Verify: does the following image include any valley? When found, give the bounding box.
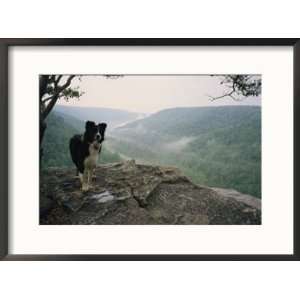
[42,105,261,198]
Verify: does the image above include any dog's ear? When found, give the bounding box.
[85,121,94,130]
[98,123,107,135]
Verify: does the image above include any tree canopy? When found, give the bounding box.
[209,75,261,101]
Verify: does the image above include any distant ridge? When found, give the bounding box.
[110,105,261,198]
[54,105,143,129]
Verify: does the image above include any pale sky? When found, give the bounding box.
[58,75,261,114]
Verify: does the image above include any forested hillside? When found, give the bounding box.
[54,105,144,129]
[110,106,261,198]
[42,106,261,198]
[41,111,122,169]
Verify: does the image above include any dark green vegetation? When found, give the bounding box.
[110,106,261,198]
[42,105,261,198]
[41,111,122,169]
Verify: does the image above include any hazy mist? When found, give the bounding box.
[58,75,261,113]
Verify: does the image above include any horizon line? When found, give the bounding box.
[55,103,261,114]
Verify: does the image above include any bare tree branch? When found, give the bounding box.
[54,75,63,88]
[41,75,76,120]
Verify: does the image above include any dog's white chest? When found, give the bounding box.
[84,144,100,169]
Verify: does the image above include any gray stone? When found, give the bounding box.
[40,160,261,225]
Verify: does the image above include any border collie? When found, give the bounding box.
[70,121,107,191]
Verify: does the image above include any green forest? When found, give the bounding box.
[42,105,261,198]
[109,106,261,198]
[41,111,122,169]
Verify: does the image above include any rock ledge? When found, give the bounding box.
[40,160,261,225]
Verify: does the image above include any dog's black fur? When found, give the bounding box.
[69,121,107,189]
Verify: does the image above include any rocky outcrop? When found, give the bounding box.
[40,160,261,225]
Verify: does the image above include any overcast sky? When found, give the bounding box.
[58,75,261,114]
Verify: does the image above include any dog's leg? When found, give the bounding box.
[74,169,79,178]
[79,172,83,184]
[82,170,89,192]
[92,169,97,180]
[88,169,94,188]
[87,170,91,188]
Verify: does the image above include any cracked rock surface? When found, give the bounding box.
[40,160,261,225]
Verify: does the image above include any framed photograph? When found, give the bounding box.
[0,39,299,260]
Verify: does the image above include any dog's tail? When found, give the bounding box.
[69,134,82,173]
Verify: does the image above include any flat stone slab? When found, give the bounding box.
[40,160,261,225]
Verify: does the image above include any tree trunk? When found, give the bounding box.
[40,119,47,161]
[39,75,76,159]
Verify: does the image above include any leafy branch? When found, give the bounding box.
[208,75,261,101]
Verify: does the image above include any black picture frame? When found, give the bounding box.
[0,38,299,261]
